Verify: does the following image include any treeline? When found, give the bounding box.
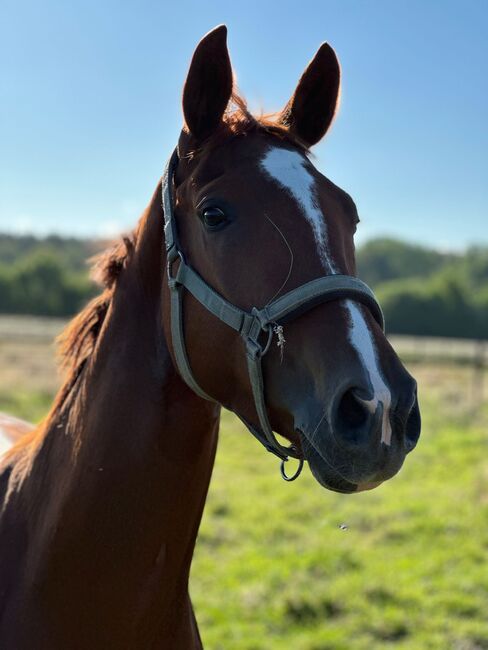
[357,239,488,339]
[0,234,486,339]
[0,235,100,317]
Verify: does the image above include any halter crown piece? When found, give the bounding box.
[162,149,385,481]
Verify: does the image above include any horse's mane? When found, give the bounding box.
[57,234,136,384]
[3,92,306,461]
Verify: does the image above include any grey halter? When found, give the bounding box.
[162,148,384,480]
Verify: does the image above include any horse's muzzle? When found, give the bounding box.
[297,374,420,492]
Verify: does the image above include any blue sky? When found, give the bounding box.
[1,0,487,249]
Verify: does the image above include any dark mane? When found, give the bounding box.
[57,234,136,380]
[2,235,138,461]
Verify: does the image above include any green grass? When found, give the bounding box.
[1,326,487,648]
[0,390,53,422]
[190,383,488,650]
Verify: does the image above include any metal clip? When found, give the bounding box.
[273,325,286,362]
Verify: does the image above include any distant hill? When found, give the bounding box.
[0,233,486,339]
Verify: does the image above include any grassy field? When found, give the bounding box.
[1,317,487,649]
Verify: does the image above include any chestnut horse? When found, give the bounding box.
[0,26,420,649]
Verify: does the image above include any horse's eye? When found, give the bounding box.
[201,207,227,230]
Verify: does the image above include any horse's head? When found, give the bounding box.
[163,26,420,493]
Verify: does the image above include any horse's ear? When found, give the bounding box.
[279,43,341,147]
[182,25,233,141]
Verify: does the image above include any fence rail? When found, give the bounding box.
[390,335,488,367]
[0,315,65,342]
[0,316,486,368]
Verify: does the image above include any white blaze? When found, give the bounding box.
[260,147,392,445]
[260,148,333,272]
[346,301,392,444]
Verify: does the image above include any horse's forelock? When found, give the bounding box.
[184,91,310,157]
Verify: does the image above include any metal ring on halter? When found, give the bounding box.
[261,325,275,356]
[280,456,304,481]
[167,249,185,281]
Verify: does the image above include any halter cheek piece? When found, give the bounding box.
[162,149,385,481]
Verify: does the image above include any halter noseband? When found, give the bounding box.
[162,148,384,480]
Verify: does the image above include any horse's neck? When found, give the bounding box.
[0,187,220,649]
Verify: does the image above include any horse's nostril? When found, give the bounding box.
[404,394,421,452]
[337,388,370,431]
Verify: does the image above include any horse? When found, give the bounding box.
[0,25,420,649]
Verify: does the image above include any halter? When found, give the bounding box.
[162,148,385,480]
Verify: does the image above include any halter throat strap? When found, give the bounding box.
[162,148,385,465]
